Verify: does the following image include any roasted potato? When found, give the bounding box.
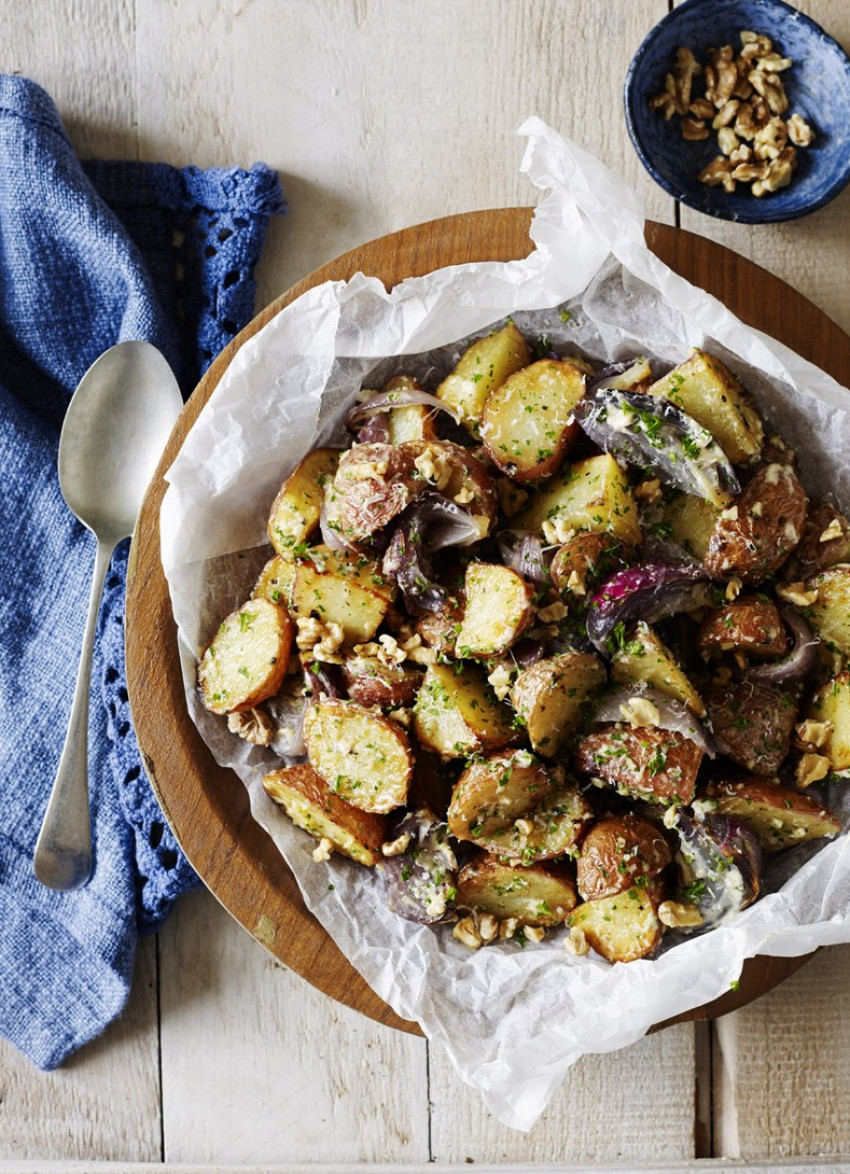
[288,545,394,644]
[455,562,535,658]
[267,447,341,555]
[576,813,672,901]
[448,749,552,841]
[707,678,798,776]
[303,698,412,813]
[323,442,422,543]
[252,554,298,606]
[705,462,808,584]
[263,763,387,866]
[342,655,421,709]
[569,882,664,963]
[403,439,498,541]
[480,357,586,482]
[549,532,633,602]
[804,564,850,658]
[575,724,703,806]
[414,662,518,758]
[415,596,465,654]
[698,596,788,660]
[380,375,440,443]
[805,671,850,771]
[657,491,722,562]
[647,349,763,464]
[517,452,642,547]
[382,808,458,923]
[704,778,842,853]
[510,651,607,758]
[435,321,530,436]
[198,598,293,716]
[475,782,593,864]
[610,620,705,716]
[783,499,850,581]
[456,854,577,927]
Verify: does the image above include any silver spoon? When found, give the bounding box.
[34,341,182,891]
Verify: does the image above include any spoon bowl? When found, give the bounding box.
[34,341,182,890]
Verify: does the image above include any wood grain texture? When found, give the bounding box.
[0,935,160,1162]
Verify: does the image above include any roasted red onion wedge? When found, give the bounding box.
[382,808,458,924]
[382,492,478,613]
[576,388,740,507]
[347,387,461,430]
[586,561,716,653]
[672,812,762,930]
[496,529,551,584]
[746,606,817,684]
[591,685,716,757]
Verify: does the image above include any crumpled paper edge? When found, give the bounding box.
[160,116,850,1132]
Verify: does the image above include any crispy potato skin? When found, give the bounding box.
[511,651,607,758]
[707,678,798,775]
[698,596,788,660]
[784,499,850,581]
[705,463,808,583]
[704,778,842,853]
[549,532,633,600]
[569,881,664,963]
[198,598,293,716]
[262,763,387,866]
[577,814,672,902]
[456,854,577,926]
[342,656,422,709]
[448,750,551,841]
[403,439,498,536]
[575,723,703,805]
[324,442,421,543]
[303,699,412,813]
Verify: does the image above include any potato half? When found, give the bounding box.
[263,763,387,866]
[435,322,530,436]
[704,778,841,853]
[303,699,412,813]
[267,447,340,554]
[806,671,850,771]
[569,883,664,963]
[455,562,535,658]
[414,662,517,759]
[198,598,293,716]
[610,621,705,717]
[456,854,577,927]
[289,545,393,643]
[510,651,606,758]
[517,453,642,547]
[448,749,552,841]
[805,564,850,658]
[577,814,672,902]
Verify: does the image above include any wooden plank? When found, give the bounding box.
[135,0,672,307]
[429,1023,697,1163]
[0,935,160,1162]
[157,888,430,1164]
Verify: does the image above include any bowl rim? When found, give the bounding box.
[623,0,850,223]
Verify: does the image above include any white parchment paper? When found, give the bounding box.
[160,118,850,1131]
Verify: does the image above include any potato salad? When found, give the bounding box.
[197,322,847,962]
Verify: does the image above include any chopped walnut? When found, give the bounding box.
[619,696,661,729]
[381,833,412,857]
[453,485,475,505]
[477,914,499,944]
[344,457,389,480]
[414,445,453,491]
[776,580,818,607]
[725,577,743,602]
[731,161,768,184]
[297,617,345,664]
[752,150,796,196]
[820,517,845,543]
[658,900,704,929]
[564,925,590,956]
[795,718,834,751]
[514,818,534,838]
[787,113,815,147]
[542,517,576,545]
[682,117,709,141]
[487,661,514,701]
[227,707,274,746]
[706,44,739,107]
[537,599,568,623]
[690,97,716,120]
[498,917,520,941]
[633,478,663,504]
[698,156,736,193]
[453,916,482,950]
[748,68,788,116]
[756,52,792,74]
[312,837,334,863]
[523,926,546,944]
[713,99,740,129]
[796,753,831,788]
[565,569,586,596]
[753,117,787,161]
[717,126,740,156]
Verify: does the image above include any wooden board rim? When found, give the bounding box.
[126,207,850,1038]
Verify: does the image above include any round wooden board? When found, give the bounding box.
[126,208,850,1037]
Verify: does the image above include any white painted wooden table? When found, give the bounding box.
[5,1,850,1168]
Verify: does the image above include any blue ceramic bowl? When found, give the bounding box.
[624,0,850,222]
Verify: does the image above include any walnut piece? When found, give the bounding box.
[658,900,705,929]
[227,707,274,746]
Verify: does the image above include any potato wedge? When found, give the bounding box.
[510,651,606,758]
[448,749,552,841]
[575,724,703,806]
[303,699,412,813]
[569,884,664,963]
[516,453,642,547]
[705,462,808,584]
[414,662,518,759]
[435,322,530,436]
[648,349,763,464]
[198,598,293,715]
[455,562,535,658]
[267,447,340,555]
[342,655,421,709]
[577,814,672,901]
[549,532,633,602]
[324,442,421,543]
[289,546,393,644]
[456,854,577,927]
[804,671,850,771]
[804,564,850,658]
[707,678,797,776]
[698,597,787,660]
[658,491,723,562]
[262,763,387,866]
[785,500,850,581]
[610,620,706,716]
[474,782,594,864]
[380,375,440,443]
[704,778,842,853]
[252,553,298,606]
[481,357,586,482]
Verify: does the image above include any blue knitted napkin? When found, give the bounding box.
[0,75,285,1069]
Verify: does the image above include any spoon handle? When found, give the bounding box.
[34,537,116,890]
